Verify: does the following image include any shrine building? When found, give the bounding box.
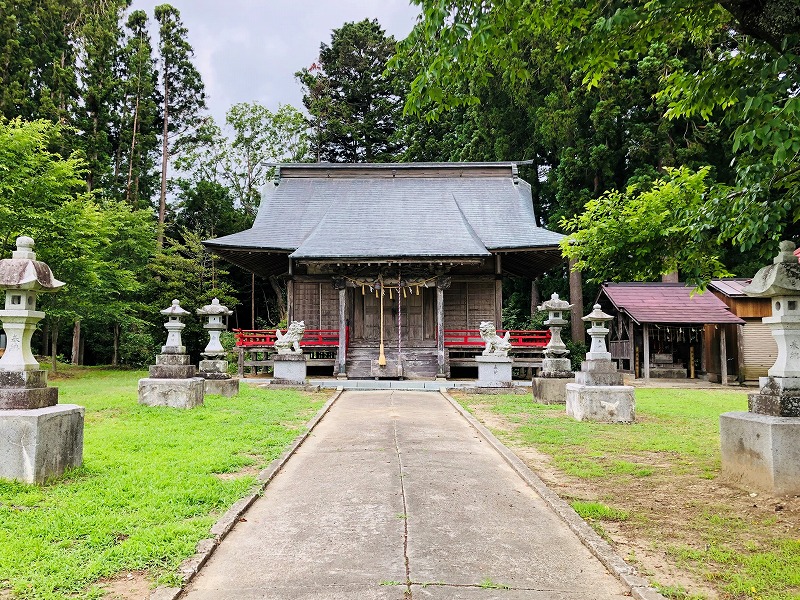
[204,162,564,379]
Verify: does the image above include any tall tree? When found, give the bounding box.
[176,103,311,217]
[119,8,161,208]
[395,0,800,269]
[0,0,81,124]
[297,19,403,162]
[154,3,205,247]
[73,0,129,193]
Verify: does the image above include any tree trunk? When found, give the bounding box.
[71,319,81,365]
[51,321,59,374]
[126,34,145,204]
[569,258,585,343]
[530,278,540,317]
[41,319,49,356]
[112,322,119,367]
[269,275,288,322]
[157,63,169,248]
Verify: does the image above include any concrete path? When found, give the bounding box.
[182,391,631,599]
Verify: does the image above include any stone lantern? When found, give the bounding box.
[0,236,84,483]
[196,298,238,396]
[138,299,204,408]
[584,304,614,360]
[565,304,635,423]
[720,240,800,494]
[161,299,190,353]
[532,293,575,404]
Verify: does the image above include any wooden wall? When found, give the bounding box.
[292,281,339,329]
[444,282,497,329]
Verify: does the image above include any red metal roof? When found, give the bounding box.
[600,282,745,325]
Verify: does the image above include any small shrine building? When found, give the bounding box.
[204,162,564,379]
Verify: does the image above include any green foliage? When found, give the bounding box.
[396,0,800,280]
[0,369,326,599]
[297,19,404,162]
[175,102,311,218]
[570,501,629,522]
[560,167,732,289]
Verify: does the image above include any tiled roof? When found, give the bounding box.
[205,163,564,259]
[600,282,745,325]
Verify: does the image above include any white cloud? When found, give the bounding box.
[130,0,420,124]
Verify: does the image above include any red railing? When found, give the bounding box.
[444,329,550,348]
[234,328,348,348]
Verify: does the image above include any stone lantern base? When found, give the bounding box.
[475,355,513,387]
[199,358,239,397]
[273,354,307,385]
[138,352,204,408]
[565,359,635,423]
[138,377,204,408]
[720,412,800,495]
[532,357,574,404]
[0,404,85,484]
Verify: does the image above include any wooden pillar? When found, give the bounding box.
[238,347,244,378]
[337,286,347,379]
[436,277,450,378]
[628,318,635,375]
[643,323,650,380]
[700,328,707,374]
[720,326,728,385]
[494,254,503,328]
[287,259,294,323]
[569,258,584,343]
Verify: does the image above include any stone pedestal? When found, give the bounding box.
[139,352,204,409]
[532,357,574,404]
[719,241,800,494]
[566,357,635,423]
[0,404,84,484]
[475,355,513,387]
[720,412,800,495]
[566,382,635,423]
[273,354,307,385]
[198,359,239,397]
[138,377,204,408]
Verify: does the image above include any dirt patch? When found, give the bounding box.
[96,571,151,599]
[467,402,800,598]
[214,463,262,480]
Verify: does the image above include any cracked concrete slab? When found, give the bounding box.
[181,391,631,600]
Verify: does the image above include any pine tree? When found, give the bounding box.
[119,8,161,208]
[154,3,205,247]
[297,19,403,162]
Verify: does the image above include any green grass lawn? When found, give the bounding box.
[0,369,327,600]
[457,389,800,600]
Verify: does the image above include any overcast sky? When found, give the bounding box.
[130,0,421,125]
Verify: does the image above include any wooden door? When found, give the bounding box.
[353,287,433,344]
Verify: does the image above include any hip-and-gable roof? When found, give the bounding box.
[204,162,564,264]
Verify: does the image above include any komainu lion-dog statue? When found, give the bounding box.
[479,321,512,356]
[274,320,305,355]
